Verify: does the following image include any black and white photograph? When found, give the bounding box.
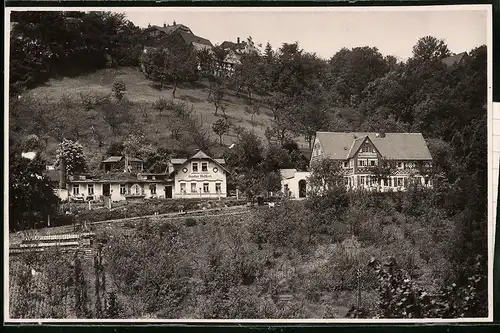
[5,5,493,322]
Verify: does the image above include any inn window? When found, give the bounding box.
[73,184,80,195]
[215,183,221,193]
[344,177,349,185]
[370,160,376,166]
[343,161,348,168]
[397,162,403,169]
[180,183,186,193]
[358,160,366,166]
[397,178,403,187]
[120,184,126,195]
[360,177,365,186]
[201,162,208,172]
[192,162,199,172]
[88,184,94,195]
[203,183,209,193]
[191,183,197,193]
[150,184,156,195]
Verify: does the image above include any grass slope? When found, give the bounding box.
[29,67,308,150]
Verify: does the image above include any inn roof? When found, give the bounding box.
[315,132,433,161]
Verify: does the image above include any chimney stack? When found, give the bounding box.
[237,37,240,44]
[124,155,130,173]
[59,157,67,189]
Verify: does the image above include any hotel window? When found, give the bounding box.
[191,183,197,193]
[215,183,221,193]
[397,162,403,169]
[150,184,156,195]
[88,184,94,195]
[203,183,209,193]
[120,184,126,195]
[343,161,348,168]
[180,183,186,193]
[360,177,365,186]
[344,177,349,185]
[73,184,80,195]
[192,162,198,172]
[370,160,376,166]
[358,160,366,166]
[201,162,208,172]
[397,178,403,187]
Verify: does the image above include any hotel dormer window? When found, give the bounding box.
[201,162,208,172]
[192,162,198,172]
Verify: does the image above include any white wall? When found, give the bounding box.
[174,159,227,198]
[282,172,311,199]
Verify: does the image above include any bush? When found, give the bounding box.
[185,218,197,227]
[112,80,126,100]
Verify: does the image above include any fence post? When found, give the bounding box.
[357,267,362,317]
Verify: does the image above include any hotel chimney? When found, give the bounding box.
[124,155,130,173]
[59,157,67,189]
[237,37,240,44]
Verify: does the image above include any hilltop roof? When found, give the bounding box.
[441,52,468,67]
[148,24,192,35]
[177,31,213,48]
[315,132,432,161]
[221,40,246,51]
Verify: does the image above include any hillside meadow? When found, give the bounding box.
[14,66,308,167]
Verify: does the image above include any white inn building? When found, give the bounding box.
[52,150,228,202]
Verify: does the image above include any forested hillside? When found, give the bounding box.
[8,11,488,319]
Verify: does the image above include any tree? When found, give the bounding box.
[244,103,261,128]
[370,158,395,188]
[411,36,451,62]
[212,119,230,145]
[308,158,345,194]
[196,48,214,74]
[208,82,226,116]
[153,97,169,117]
[55,139,87,175]
[211,44,230,71]
[141,40,199,98]
[9,148,59,231]
[327,46,390,106]
[112,80,126,101]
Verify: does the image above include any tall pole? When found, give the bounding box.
[357,268,361,317]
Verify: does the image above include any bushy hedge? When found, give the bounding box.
[56,198,245,224]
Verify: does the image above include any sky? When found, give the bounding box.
[113,6,489,61]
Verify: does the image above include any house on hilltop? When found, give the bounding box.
[214,36,260,77]
[441,52,469,67]
[144,22,193,37]
[143,21,213,51]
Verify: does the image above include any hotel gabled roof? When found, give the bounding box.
[315,132,433,161]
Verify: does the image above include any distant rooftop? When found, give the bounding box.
[441,52,468,67]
